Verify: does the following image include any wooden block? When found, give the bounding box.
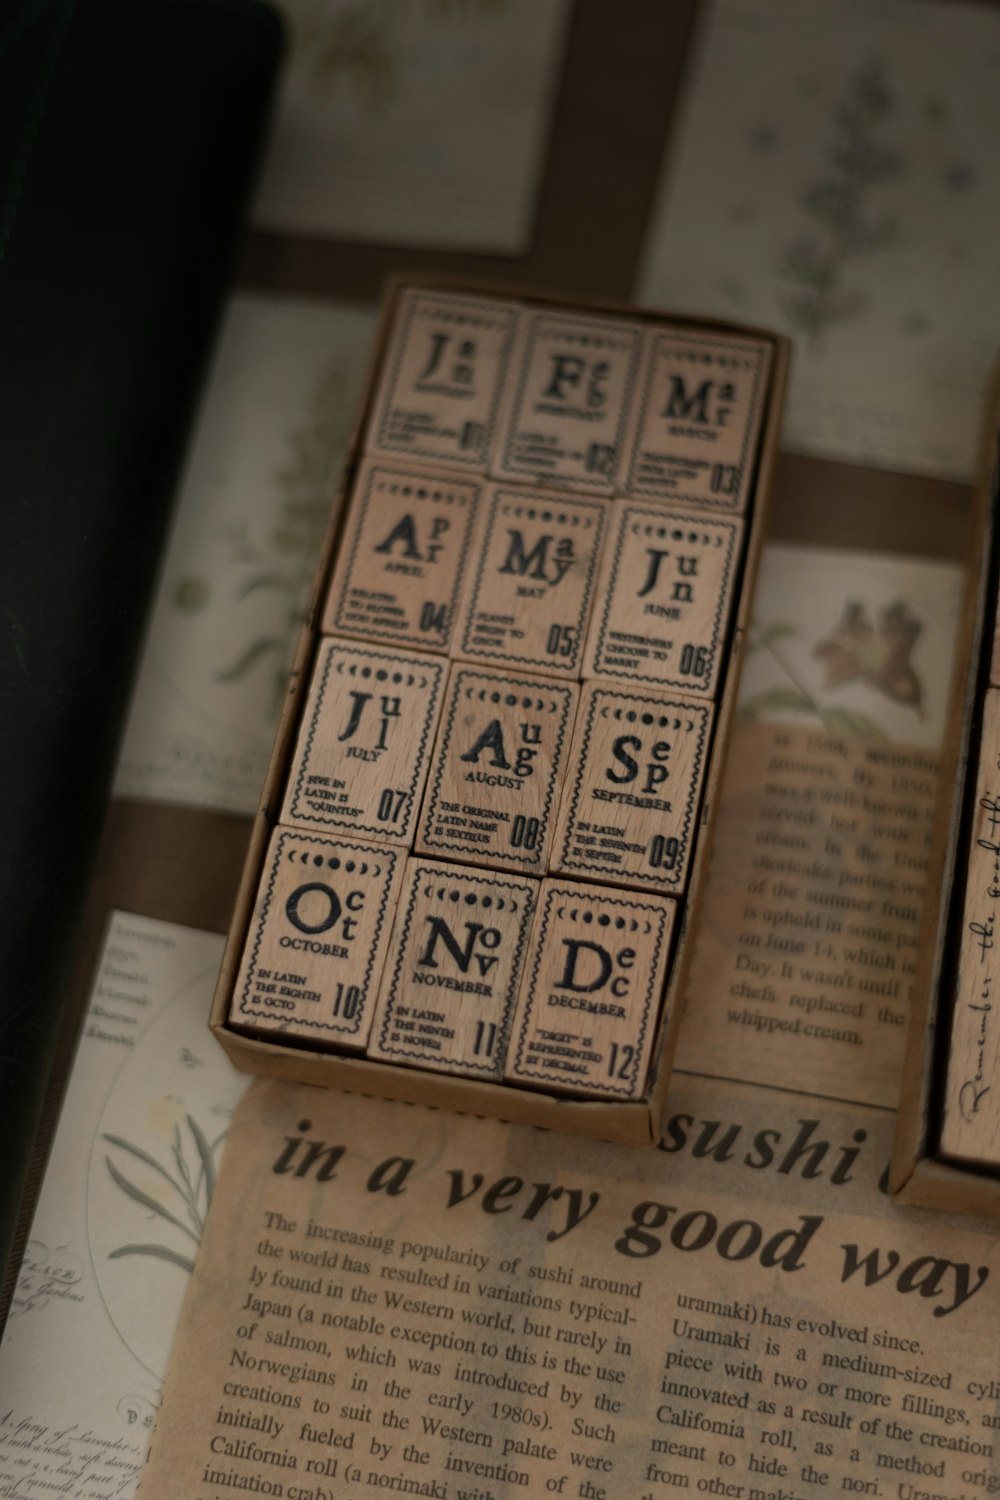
[505,879,677,1100]
[552,683,713,894]
[230,827,404,1049]
[452,485,608,677]
[941,687,1000,1167]
[492,310,643,491]
[322,459,484,653]
[623,328,772,513]
[282,640,444,845]
[366,288,520,472]
[416,665,578,874]
[368,859,537,1079]
[583,503,743,697]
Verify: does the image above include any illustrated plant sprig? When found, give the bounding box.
[102,1115,226,1275]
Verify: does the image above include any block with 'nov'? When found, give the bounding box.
[416,665,578,874]
[492,309,643,492]
[366,288,520,473]
[623,328,772,513]
[453,486,607,677]
[282,640,444,845]
[583,503,742,697]
[368,859,537,1079]
[552,683,713,894]
[505,879,677,1100]
[322,460,484,653]
[231,828,404,1049]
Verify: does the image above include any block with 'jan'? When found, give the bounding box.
[622,327,771,513]
[322,459,484,653]
[365,288,520,473]
[416,664,578,874]
[583,503,743,697]
[230,828,404,1049]
[552,682,713,894]
[368,859,537,1079]
[492,309,643,492]
[505,879,677,1100]
[453,485,607,677]
[282,640,444,845]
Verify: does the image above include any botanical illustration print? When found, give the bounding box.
[744,597,923,740]
[115,295,376,815]
[253,0,570,250]
[638,0,1000,479]
[102,1114,225,1275]
[737,543,962,751]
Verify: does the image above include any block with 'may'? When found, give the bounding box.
[368,859,536,1079]
[453,486,607,677]
[416,665,578,874]
[506,880,677,1100]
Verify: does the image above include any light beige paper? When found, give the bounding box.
[0,914,248,1500]
[138,1076,1000,1499]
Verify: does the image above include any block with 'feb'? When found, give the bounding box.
[322,459,484,654]
[416,664,578,874]
[368,859,537,1079]
[552,683,713,895]
[230,828,404,1049]
[453,486,607,678]
[623,327,772,513]
[505,879,677,1100]
[584,503,742,698]
[282,640,444,846]
[492,309,643,492]
[366,288,520,473]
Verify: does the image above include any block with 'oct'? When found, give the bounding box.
[230,828,404,1049]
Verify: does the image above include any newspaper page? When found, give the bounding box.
[132,545,1000,1498]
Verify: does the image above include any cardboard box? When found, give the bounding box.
[209,276,790,1146]
[891,362,1000,1213]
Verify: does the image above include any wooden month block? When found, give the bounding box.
[583,503,743,697]
[492,310,643,492]
[623,328,772,513]
[282,640,444,845]
[322,460,484,653]
[366,288,520,472]
[552,683,713,894]
[368,859,537,1079]
[416,665,578,874]
[505,879,677,1100]
[941,687,1000,1167]
[230,827,404,1049]
[453,486,607,677]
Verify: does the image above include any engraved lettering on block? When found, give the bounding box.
[322,460,484,653]
[453,486,607,676]
[553,683,713,893]
[583,503,742,697]
[368,859,536,1079]
[493,311,643,491]
[506,879,677,1099]
[282,640,444,845]
[367,289,520,471]
[624,329,771,512]
[416,665,578,873]
[231,827,403,1049]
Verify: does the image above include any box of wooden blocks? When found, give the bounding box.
[892,362,1000,1211]
[209,277,790,1144]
